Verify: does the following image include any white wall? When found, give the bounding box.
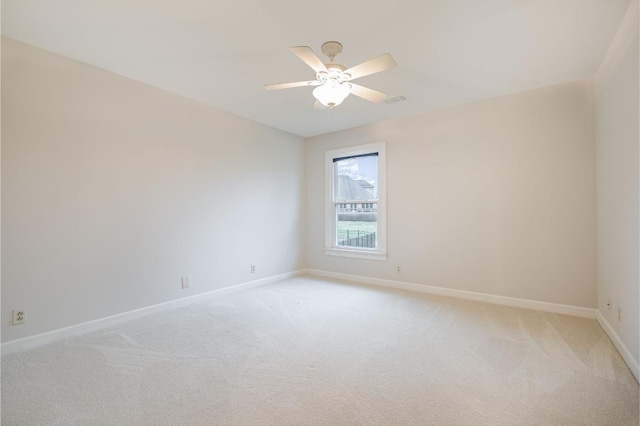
[595,1,639,365]
[1,37,306,342]
[307,80,597,308]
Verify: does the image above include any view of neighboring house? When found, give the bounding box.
[336,175,377,213]
[353,179,374,194]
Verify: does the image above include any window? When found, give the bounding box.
[325,142,386,260]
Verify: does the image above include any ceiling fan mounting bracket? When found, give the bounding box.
[321,41,343,61]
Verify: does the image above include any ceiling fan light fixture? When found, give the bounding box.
[313,82,351,108]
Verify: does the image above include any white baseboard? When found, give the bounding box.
[305,269,597,319]
[596,311,640,383]
[1,270,305,356]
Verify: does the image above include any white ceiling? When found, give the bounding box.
[1,0,632,137]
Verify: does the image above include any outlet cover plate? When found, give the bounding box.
[12,309,25,325]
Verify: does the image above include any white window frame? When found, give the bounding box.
[324,141,387,261]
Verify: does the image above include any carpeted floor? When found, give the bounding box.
[2,276,638,425]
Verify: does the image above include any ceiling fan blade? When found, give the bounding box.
[264,80,320,90]
[344,53,397,80]
[350,84,388,103]
[290,46,328,73]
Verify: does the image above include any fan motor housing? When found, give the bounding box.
[326,63,346,72]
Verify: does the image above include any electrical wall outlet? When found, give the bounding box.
[181,277,190,289]
[250,265,256,273]
[12,309,25,325]
[396,266,401,274]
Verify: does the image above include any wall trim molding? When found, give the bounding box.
[305,269,597,319]
[596,311,640,382]
[1,269,305,356]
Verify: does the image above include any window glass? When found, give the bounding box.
[334,154,378,249]
[334,155,378,201]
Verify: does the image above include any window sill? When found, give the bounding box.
[324,247,387,261]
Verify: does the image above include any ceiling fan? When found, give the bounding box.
[265,41,397,109]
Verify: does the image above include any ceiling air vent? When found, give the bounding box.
[384,95,408,104]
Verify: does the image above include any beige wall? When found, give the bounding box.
[595,1,639,363]
[307,80,597,308]
[1,38,306,342]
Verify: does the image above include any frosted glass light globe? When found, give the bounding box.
[313,82,351,108]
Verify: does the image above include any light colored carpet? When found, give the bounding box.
[2,276,638,425]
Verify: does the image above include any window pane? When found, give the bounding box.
[335,155,378,201]
[336,203,377,248]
